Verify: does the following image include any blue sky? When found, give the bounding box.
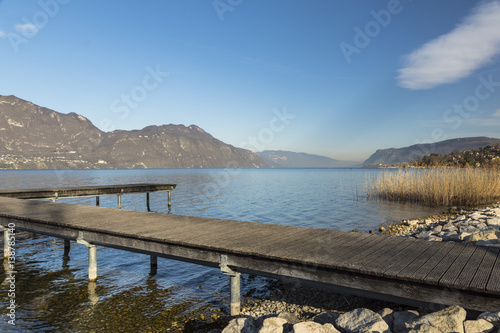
[1,0,500,162]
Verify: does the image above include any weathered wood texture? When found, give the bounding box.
[0,196,499,312]
[0,183,176,199]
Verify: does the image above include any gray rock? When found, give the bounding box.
[432,225,443,234]
[378,308,394,330]
[336,308,391,333]
[470,212,488,220]
[407,323,443,333]
[458,232,472,241]
[463,319,495,333]
[278,312,300,325]
[259,317,288,333]
[313,312,341,325]
[476,239,500,247]
[393,310,419,333]
[460,226,478,234]
[223,317,257,333]
[407,305,466,333]
[416,230,434,240]
[478,312,500,327]
[441,230,460,241]
[292,321,340,333]
[442,223,457,232]
[469,230,498,242]
[487,218,500,226]
[476,222,488,229]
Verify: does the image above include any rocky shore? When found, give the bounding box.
[217,204,500,333]
[380,205,500,247]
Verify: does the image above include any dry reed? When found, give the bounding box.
[367,168,500,207]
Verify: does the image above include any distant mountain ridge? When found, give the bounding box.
[362,137,500,166]
[257,150,358,168]
[0,95,267,169]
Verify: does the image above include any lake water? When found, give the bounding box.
[0,168,444,331]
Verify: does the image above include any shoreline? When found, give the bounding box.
[214,203,500,333]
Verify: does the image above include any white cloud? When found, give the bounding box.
[15,23,39,36]
[0,30,5,38]
[493,109,500,117]
[398,1,500,90]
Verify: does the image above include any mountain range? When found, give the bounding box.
[257,150,359,168]
[0,95,266,169]
[2,95,498,169]
[362,137,500,166]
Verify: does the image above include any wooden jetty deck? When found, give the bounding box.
[0,183,176,209]
[1,196,500,315]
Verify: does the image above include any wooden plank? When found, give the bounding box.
[453,245,488,289]
[439,244,477,288]
[342,235,399,268]
[358,237,417,276]
[425,243,469,284]
[469,247,500,292]
[485,247,500,295]
[267,230,369,269]
[409,242,456,282]
[383,240,434,279]
[396,241,447,281]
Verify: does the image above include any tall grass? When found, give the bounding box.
[367,168,500,207]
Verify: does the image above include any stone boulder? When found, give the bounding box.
[478,312,500,327]
[223,317,257,333]
[292,321,339,333]
[463,319,495,333]
[377,308,394,330]
[259,317,288,333]
[392,310,419,333]
[313,312,341,325]
[406,305,466,333]
[336,308,391,333]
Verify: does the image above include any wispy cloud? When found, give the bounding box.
[0,30,5,38]
[398,0,500,90]
[15,23,39,36]
[493,109,500,117]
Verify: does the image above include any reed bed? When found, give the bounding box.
[367,168,500,207]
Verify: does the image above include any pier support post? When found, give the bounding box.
[150,255,157,276]
[88,245,97,281]
[117,194,122,209]
[220,255,241,316]
[96,196,100,207]
[230,273,241,316]
[168,191,171,207]
[63,239,71,259]
[77,233,97,281]
[146,193,150,212]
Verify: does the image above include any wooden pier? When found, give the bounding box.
[0,183,176,209]
[1,190,500,315]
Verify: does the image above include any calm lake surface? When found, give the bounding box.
[0,168,444,331]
